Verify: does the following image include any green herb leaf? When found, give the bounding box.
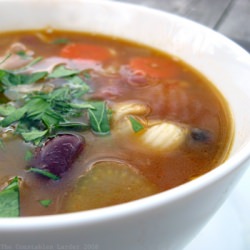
[0,104,17,116]
[39,199,52,207]
[16,51,31,60]
[0,107,26,127]
[21,129,48,144]
[69,102,94,110]
[28,167,60,180]
[24,150,33,161]
[54,122,89,132]
[0,69,47,87]
[129,116,144,133]
[17,56,43,71]
[49,65,80,79]
[51,38,70,45]
[88,101,110,135]
[0,53,12,66]
[20,71,48,84]
[0,177,20,217]
[0,138,5,150]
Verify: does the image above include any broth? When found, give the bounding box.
[0,30,233,216]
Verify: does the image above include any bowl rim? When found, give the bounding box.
[0,0,250,229]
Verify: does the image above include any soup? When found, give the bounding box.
[0,29,233,216]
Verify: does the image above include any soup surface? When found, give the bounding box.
[0,30,233,216]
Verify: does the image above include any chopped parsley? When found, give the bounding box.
[51,38,70,45]
[24,150,33,161]
[0,138,5,150]
[16,51,32,60]
[0,53,12,66]
[88,101,111,135]
[48,64,80,78]
[0,177,20,217]
[0,62,111,145]
[129,116,144,133]
[39,199,52,207]
[0,69,47,87]
[28,167,60,180]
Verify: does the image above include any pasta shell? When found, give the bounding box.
[140,122,188,151]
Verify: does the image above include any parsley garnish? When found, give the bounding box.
[0,53,12,66]
[88,101,111,135]
[0,138,5,150]
[24,150,33,161]
[0,59,111,144]
[0,69,47,87]
[129,116,144,133]
[16,51,32,60]
[28,167,60,180]
[51,38,70,45]
[39,199,52,207]
[0,177,20,217]
[48,65,80,78]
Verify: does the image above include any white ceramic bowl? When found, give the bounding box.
[0,0,250,249]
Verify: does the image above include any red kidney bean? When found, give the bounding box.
[30,134,84,177]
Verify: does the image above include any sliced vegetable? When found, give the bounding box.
[129,57,178,78]
[60,43,112,61]
[0,177,20,217]
[64,161,159,212]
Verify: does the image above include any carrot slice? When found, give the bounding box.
[60,43,112,61]
[129,57,179,78]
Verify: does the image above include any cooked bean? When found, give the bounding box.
[191,128,211,143]
[29,134,84,177]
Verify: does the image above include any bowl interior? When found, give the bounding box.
[0,0,250,222]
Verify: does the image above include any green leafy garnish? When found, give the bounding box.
[0,55,110,145]
[16,51,31,60]
[21,129,48,145]
[0,177,20,217]
[0,69,47,87]
[54,122,89,132]
[0,53,12,66]
[88,101,110,134]
[0,138,5,150]
[51,38,70,45]
[24,150,33,161]
[28,167,60,180]
[0,104,16,116]
[39,199,52,207]
[0,107,26,127]
[129,116,144,133]
[48,65,80,78]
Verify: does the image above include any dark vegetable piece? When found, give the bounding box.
[191,128,212,143]
[29,134,84,177]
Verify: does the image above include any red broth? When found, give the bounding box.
[0,30,233,216]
